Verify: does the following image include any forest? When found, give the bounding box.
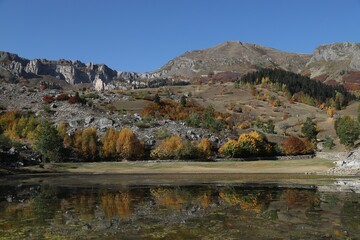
[238,68,356,108]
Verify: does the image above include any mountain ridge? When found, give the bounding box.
[1,41,360,89]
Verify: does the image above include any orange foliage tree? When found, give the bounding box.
[197,138,212,159]
[150,135,183,159]
[116,128,143,160]
[102,128,143,160]
[282,136,312,155]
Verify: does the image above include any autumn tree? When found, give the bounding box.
[150,135,183,159]
[102,128,143,160]
[101,128,118,158]
[218,131,275,158]
[282,136,310,155]
[197,138,212,159]
[115,128,143,160]
[81,128,98,160]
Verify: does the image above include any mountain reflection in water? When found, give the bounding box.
[0,180,359,239]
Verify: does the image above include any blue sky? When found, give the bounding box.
[1,0,360,72]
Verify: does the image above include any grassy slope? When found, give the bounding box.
[39,158,334,174]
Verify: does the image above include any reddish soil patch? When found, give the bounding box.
[343,72,360,90]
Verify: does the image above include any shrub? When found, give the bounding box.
[150,135,183,159]
[218,131,275,158]
[55,93,69,101]
[335,115,360,148]
[197,138,212,159]
[42,95,54,104]
[176,140,199,160]
[323,136,335,150]
[282,136,311,155]
[301,117,318,140]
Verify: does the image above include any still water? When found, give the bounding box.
[0,174,359,240]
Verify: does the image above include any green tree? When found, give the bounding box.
[357,104,360,123]
[154,94,161,105]
[202,105,223,132]
[34,120,63,162]
[180,95,187,107]
[323,135,335,150]
[301,117,318,140]
[336,116,360,148]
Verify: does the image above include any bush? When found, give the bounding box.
[323,136,335,150]
[335,115,360,148]
[176,140,199,160]
[42,95,54,104]
[55,93,69,101]
[218,131,275,158]
[150,135,183,159]
[282,136,312,155]
[301,117,318,140]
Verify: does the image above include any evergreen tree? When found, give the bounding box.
[34,120,63,162]
[336,116,360,148]
[301,117,318,140]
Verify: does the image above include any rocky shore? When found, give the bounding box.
[317,149,360,175]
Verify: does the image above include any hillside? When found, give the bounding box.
[2,41,360,90]
[153,41,311,79]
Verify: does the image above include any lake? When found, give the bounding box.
[0,174,359,239]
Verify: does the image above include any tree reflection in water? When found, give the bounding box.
[0,184,359,239]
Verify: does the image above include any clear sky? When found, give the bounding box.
[1,0,360,72]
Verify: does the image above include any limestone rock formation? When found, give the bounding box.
[304,42,360,89]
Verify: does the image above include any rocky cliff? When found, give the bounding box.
[2,41,360,89]
[304,42,360,89]
[0,51,139,86]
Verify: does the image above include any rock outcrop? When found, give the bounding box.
[318,148,360,175]
[2,41,360,89]
[304,42,360,89]
[0,52,132,86]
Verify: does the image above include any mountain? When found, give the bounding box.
[303,42,360,90]
[1,41,360,90]
[0,51,141,89]
[152,41,311,79]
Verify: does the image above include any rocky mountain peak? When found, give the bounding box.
[309,42,360,64]
[304,42,360,89]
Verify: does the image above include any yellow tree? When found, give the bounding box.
[115,128,143,160]
[101,128,119,158]
[197,138,211,158]
[150,135,183,159]
[81,128,98,159]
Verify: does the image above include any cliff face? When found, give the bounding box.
[304,42,360,89]
[0,52,138,85]
[2,41,360,90]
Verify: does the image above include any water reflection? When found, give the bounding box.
[0,183,359,239]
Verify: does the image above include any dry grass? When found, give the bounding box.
[43,158,334,174]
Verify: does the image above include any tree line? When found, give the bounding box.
[238,68,356,108]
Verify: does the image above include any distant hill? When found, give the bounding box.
[1,41,360,89]
[153,41,311,79]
